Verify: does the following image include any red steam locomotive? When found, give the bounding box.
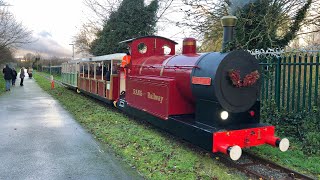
[62,16,289,160]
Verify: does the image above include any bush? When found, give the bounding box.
[261,100,320,155]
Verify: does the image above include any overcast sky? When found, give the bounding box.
[9,0,190,59]
[10,0,86,58]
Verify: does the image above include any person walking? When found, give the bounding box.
[20,67,25,86]
[11,67,17,86]
[27,67,33,79]
[2,64,13,91]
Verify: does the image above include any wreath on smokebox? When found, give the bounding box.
[228,69,260,88]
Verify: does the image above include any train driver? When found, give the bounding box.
[121,52,131,68]
[121,49,131,78]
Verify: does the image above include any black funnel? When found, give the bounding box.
[221,16,237,50]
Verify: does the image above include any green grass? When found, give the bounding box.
[36,71,62,81]
[0,73,5,95]
[259,101,320,178]
[34,72,246,180]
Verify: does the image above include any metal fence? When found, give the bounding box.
[258,51,320,112]
[41,65,62,75]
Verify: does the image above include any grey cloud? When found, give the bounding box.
[37,31,52,38]
[18,31,72,58]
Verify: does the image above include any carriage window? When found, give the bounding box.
[138,43,147,54]
[163,45,171,55]
[89,64,94,77]
[112,61,119,75]
[103,63,111,81]
[96,62,102,75]
[84,64,88,75]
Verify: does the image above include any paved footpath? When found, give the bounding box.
[0,76,142,180]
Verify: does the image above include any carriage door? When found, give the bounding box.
[119,70,126,94]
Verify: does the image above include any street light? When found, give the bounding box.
[69,43,75,60]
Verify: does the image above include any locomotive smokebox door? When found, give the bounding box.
[191,50,261,126]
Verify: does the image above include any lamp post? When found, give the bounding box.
[69,43,74,60]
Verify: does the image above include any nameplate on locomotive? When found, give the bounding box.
[147,92,164,104]
[133,89,143,96]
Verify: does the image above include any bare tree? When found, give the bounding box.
[0,0,6,6]
[0,3,33,51]
[73,24,94,56]
[71,0,122,56]
[0,47,13,63]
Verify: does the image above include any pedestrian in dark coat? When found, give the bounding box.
[20,67,25,86]
[2,64,13,91]
[11,67,17,86]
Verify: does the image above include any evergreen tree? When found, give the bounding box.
[90,0,158,55]
[182,0,314,51]
[234,0,312,49]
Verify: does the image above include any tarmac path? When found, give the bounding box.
[0,76,142,180]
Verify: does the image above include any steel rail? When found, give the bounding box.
[214,152,316,180]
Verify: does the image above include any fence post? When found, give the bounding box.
[275,56,281,110]
[315,55,319,106]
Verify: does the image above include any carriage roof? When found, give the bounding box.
[63,53,126,65]
[90,53,126,62]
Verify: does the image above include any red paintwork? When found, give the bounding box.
[91,80,97,94]
[182,38,197,54]
[79,77,86,90]
[130,54,201,104]
[85,79,90,92]
[126,76,194,119]
[212,126,276,153]
[106,89,110,99]
[130,36,176,59]
[192,76,211,85]
[98,81,105,97]
[112,76,119,100]
[124,36,204,119]
[129,55,201,105]
[265,135,280,146]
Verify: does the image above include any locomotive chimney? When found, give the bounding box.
[221,15,237,50]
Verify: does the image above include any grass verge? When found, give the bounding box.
[34,72,246,179]
[249,144,319,178]
[0,73,5,95]
[256,101,320,178]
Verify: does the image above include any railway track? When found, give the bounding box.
[214,151,316,180]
